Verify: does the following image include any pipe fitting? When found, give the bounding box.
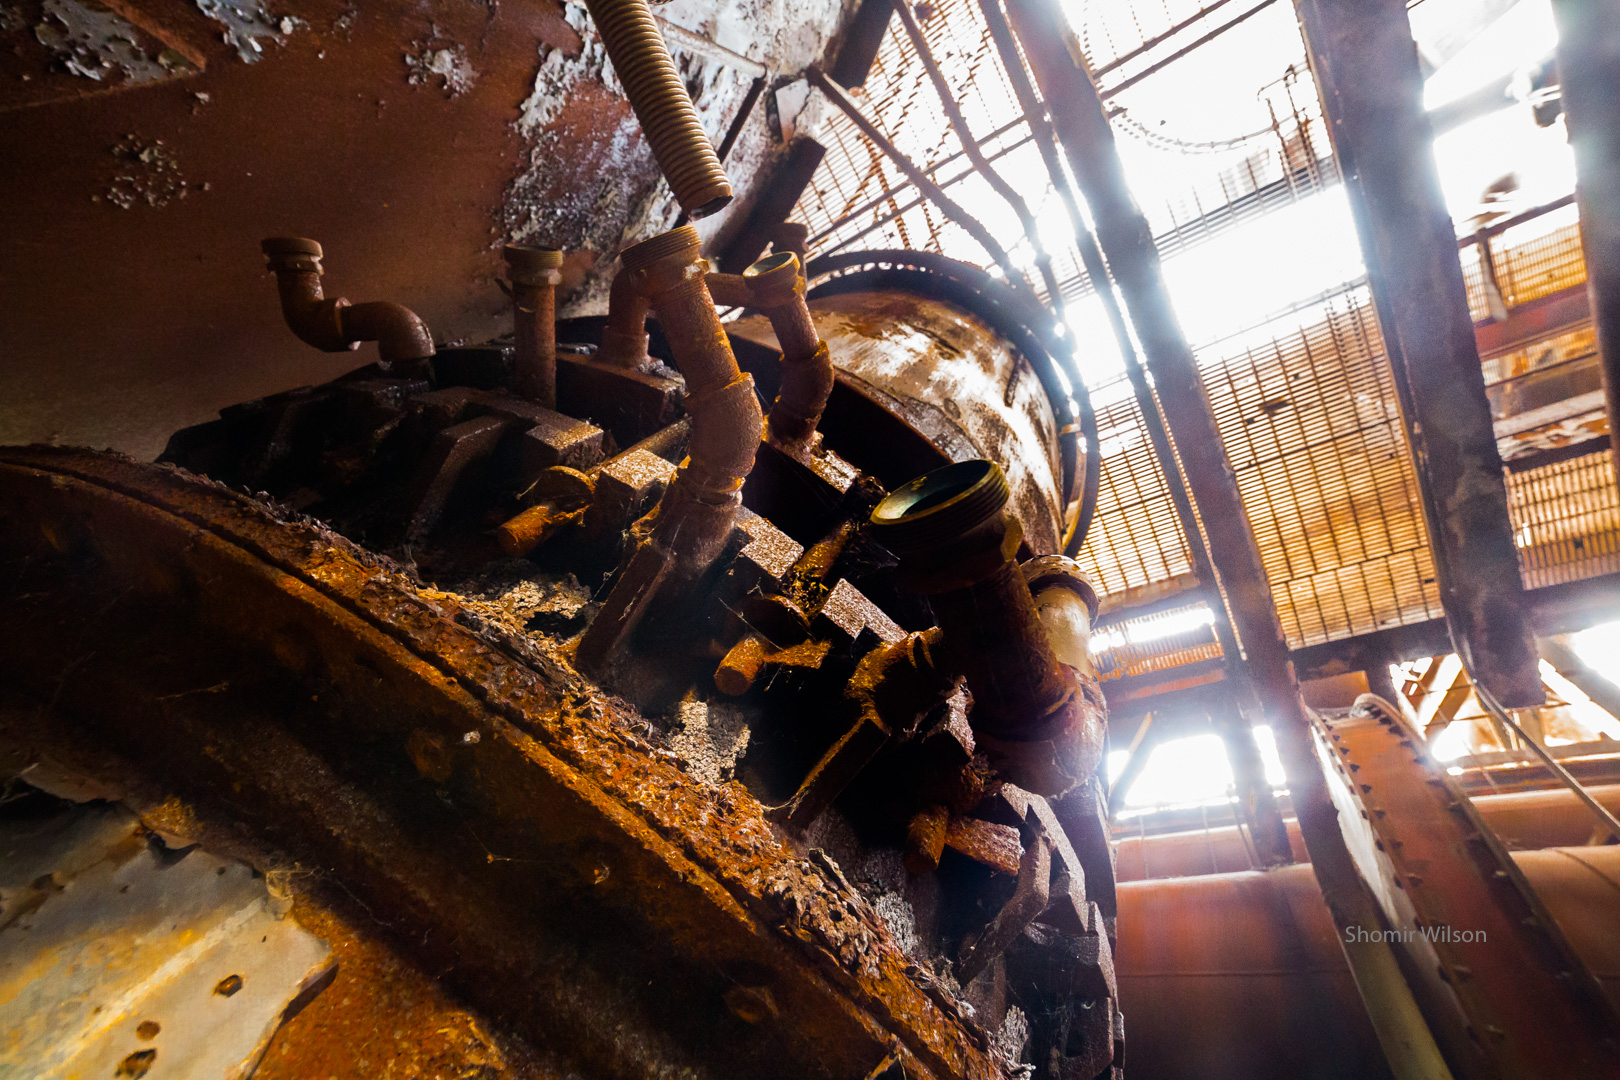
[704,271,754,309]
[261,238,434,371]
[580,0,732,218]
[623,227,762,554]
[743,252,833,452]
[870,460,1106,795]
[600,261,654,368]
[1022,555,1098,677]
[575,227,763,673]
[504,245,564,407]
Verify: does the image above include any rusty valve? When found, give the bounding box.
[869,460,1106,796]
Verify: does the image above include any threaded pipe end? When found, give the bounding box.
[503,245,565,272]
[869,460,1010,554]
[621,225,702,274]
[262,237,322,258]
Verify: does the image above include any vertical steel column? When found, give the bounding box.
[998,2,1452,1073]
[1551,0,1620,494]
[979,0,1292,862]
[1294,0,1542,708]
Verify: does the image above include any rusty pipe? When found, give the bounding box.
[580,0,732,218]
[503,245,563,407]
[704,271,753,309]
[870,460,1105,796]
[575,227,762,673]
[624,227,761,528]
[744,252,833,452]
[599,261,653,369]
[261,238,434,370]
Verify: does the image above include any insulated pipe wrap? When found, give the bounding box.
[583,0,733,218]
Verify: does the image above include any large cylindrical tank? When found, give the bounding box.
[729,289,1070,553]
[1117,845,1620,1080]
[1115,783,1620,881]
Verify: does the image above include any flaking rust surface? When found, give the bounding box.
[257,895,568,1080]
[0,446,1005,1080]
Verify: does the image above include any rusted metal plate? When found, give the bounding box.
[730,290,1065,553]
[0,797,334,1079]
[1318,696,1620,1078]
[0,0,849,460]
[0,445,1006,1080]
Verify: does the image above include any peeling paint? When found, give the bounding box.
[194,0,288,63]
[94,137,206,209]
[33,0,173,83]
[499,0,850,314]
[405,31,477,97]
[503,2,755,309]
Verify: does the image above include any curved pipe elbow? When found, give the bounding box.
[339,301,434,365]
[261,237,433,368]
[771,341,834,447]
[739,252,833,449]
[600,262,653,367]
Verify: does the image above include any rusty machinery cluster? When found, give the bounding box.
[140,200,1124,1072]
[0,0,1126,1075]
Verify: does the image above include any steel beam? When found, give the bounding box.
[1550,0,1620,497]
[999,2,1451,1073]
[1294,0,1542,708]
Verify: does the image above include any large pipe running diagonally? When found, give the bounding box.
[979,0,1291,862]
[261,238,434,371]
[580,0,732,218]
[575,227,764,674]
[997,0,1453,1074]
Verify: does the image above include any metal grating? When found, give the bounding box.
[1494,206,1587,309]
[1073,383,1196,597]
[1507,451,1620,590]
[1200,285,1443,646]
[1482,324,1598,388]
[1460,201,1587,323]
